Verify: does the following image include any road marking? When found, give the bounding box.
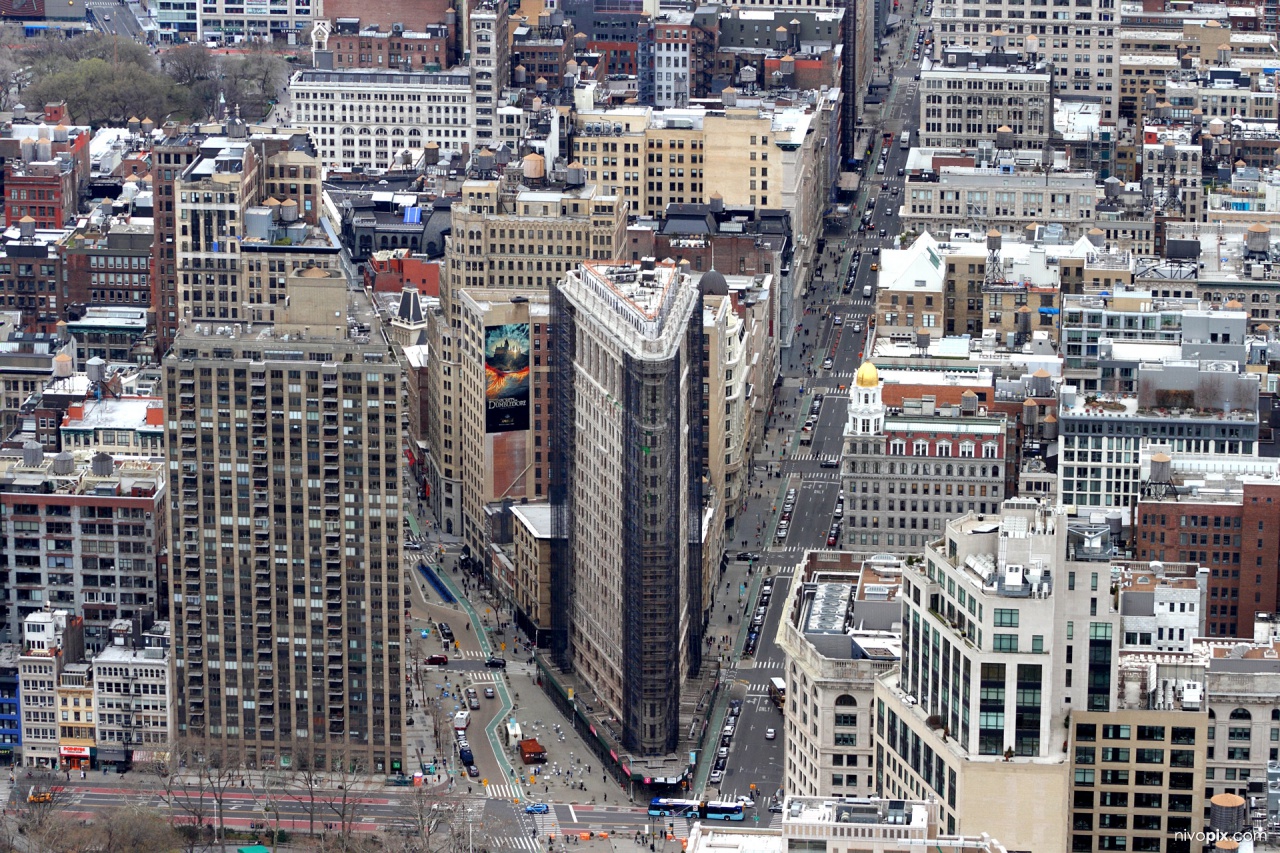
[568,805,577,824]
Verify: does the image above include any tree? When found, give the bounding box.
[219,47,287,120]
[283,741,328,838]
[323,746,371,850]
[20,58,184,127]
[162,43,216,87]
[75,803,183,853]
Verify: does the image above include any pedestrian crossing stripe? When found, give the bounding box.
[484,783,525,799]
[492,837,541,851]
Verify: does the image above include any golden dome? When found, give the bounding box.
[855,361,879,388]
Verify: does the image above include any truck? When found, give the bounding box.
[519,738,547,764]
[453,710,470,732]
[459,746,474,766]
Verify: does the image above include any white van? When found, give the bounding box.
[863,284,873,298]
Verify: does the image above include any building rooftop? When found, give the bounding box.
[0,449,163,495]
[512,503,553,537]
[780,796,929,829]
[61,396,163,433]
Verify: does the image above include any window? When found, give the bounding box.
[992,634,1018,652]
[993,608,1019,627]
[1136,726,1165,741]
[1102,725,1130,740]
[835,714,857,727]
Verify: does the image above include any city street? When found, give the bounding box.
[702,6,929,817]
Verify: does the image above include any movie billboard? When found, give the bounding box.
[484,323,530,433]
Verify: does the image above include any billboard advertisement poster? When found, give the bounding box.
[484,323,530,433]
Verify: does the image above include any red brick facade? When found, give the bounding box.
[1136,481,1280,638]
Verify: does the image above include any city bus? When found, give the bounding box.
[648,798,745,821]
[769,677,786,709]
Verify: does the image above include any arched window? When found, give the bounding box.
[835,695,857,707]
[1230,708,1252,721]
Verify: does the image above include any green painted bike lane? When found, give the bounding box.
[428,566,526,801]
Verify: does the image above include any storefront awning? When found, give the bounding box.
[97,746,128,761]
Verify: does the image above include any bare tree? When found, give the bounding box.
[15,779,79,853]
[282,740,327,837]
[323,746,370,850]
[81,803,183,853]
[192,737,245,843]
[155,741,212,853]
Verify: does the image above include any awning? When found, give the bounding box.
[97,746,128,761]
[131,750,169,764]
[1039,307,1060,315]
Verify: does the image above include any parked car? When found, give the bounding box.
[438,623,455,641]
[468,697,480,710]
[467,765,480,778]
[710,770,725,784]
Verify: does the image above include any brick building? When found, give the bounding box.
[325,18,456,72]
[1135,454,1280,639]
[59,220,154,320]
[0,448,166,653]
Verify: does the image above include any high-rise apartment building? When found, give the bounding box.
[430,177,626,543]
[151,121,317,357]
[876,499,1123,847]
[550,259,703,755]
[165,264,404,774]
[470,0,510,150]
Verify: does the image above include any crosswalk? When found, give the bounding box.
[532,810,562,838]
[484,782,525,800]
[786,451,843,463]
[492,836,541,852]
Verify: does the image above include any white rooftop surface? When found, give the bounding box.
[873,336,974,359]
[771,108,814,145]
[9,123,89,141]
[94,644,168,662]
[1102,340,1182,362]
[878,232,945,292]
[403,344,429,370]
[1055,101,1103,142]
[784,798,931,828]
[685,827,781,853]
[64,397,162,431]
[88,127,133,162]
[511,503,553,537]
